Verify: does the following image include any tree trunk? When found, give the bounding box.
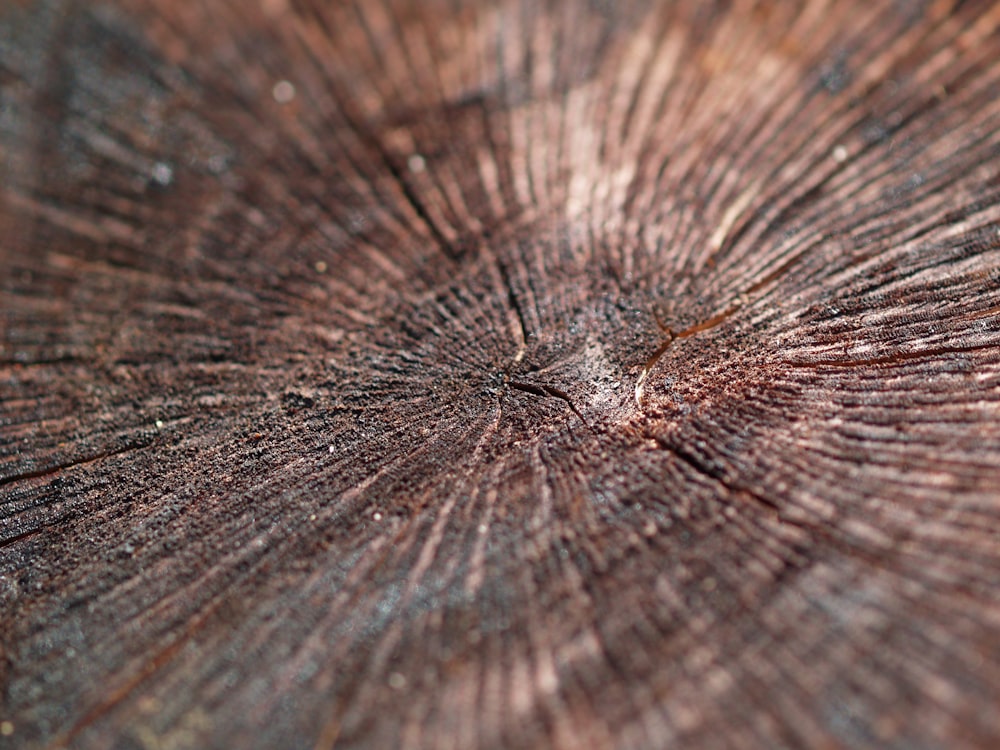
[3,1,1000,748]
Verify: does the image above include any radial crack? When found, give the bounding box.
[496,257,530,363]
[635,301,744,410]
[509,379,595,433]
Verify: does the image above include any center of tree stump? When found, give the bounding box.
[324,222,791,522]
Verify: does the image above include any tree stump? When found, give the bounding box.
[3,1,1000,748]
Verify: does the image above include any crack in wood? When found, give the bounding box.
[780,343,1000,369]
[0,441,149,489]
[635,301,746,410]
[495,256,530,364]
[507,378,595,434]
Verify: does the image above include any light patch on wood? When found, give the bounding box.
[709,182,760,254]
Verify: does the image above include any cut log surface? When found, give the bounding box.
[3,1,1000,748]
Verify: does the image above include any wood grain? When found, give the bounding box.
[2,1,1000,748]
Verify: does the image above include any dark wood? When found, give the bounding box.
[3,1,1000,748]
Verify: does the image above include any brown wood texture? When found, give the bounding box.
[3,1,1000,748]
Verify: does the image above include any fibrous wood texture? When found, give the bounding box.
[3,1,1000,748]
